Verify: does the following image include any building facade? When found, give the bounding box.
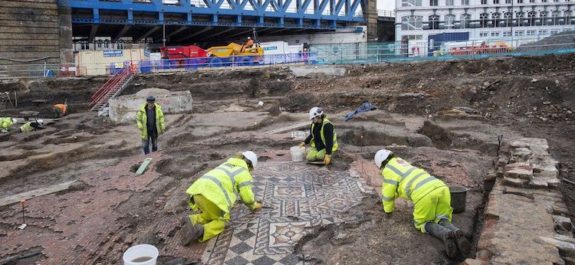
[395,0,575,46]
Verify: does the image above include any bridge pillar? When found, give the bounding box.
[363,0,378,41]
[0,0,73,69]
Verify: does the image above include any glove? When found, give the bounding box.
[299,142,305,148]
[251,202,262,211]
[323,154,331,165]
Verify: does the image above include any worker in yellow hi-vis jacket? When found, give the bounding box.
[181,151,262,245]
[374,149,471,259]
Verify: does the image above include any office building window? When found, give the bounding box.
[517,0,523,3]
[492,12,501,27]
[494,0,499,3]
[526,30,536,36]
[515,30,524,36]
[428,15,440,29]
[504,12,512,26]
[538,30,548,35]
[461,0,470,4]
[401,15,423,30]
[527,11,536,26]
[529,0,535,3]
[481,0,487,4]
[540,11,548,25]
[503,31,512,37]
[445,14,455,28]
[516,11,525,26]
[491,32,500,36]
[401,0,423,7]
[480,12,489,27]
[430,0,438,6]
[551,10,560,25]
[480,32,489,37]
[461,13,471,28]
[542,0,547,2]
[506,0,511,3]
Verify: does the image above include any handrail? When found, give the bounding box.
[91,68,126,101]
[90,68,131,107]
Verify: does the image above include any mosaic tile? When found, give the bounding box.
[204,161,366,265]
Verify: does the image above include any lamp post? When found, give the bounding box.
[510,0,514,48]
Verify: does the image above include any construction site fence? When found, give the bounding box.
[0,53,314,79]
[2,35,575,79]
[310,33,575,64]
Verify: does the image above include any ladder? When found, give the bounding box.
[90,68,134,112]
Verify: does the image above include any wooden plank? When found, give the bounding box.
[265,121,309,134]
[0,180,76,207]
[136,158,153,175]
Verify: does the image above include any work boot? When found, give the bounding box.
[425,222,458,259]
[180,216,204,246]
[439,219,471,256]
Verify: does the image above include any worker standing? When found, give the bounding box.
[374,149,470,258]
[181,151,262,245]
[52,103,68,118]
[136,96,165,155]
[299,107,338,165]
[0,117,16,133]
[240,36,255,53]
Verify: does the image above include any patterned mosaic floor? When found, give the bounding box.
[201,162,368,265]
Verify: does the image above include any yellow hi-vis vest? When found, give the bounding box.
[136,103,165,140]
[0,117,14,129]
[310,118,338,153]
[20,122,34,133]
[186,157,256,213]
[380,157,446,213]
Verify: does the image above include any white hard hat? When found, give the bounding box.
[242,151,258,168]
[374,149,392,168]
[308,107,323,120]
[37,119,44,125]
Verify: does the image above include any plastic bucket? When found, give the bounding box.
[450,186,468,214]
[122,244,159,265]
[290,146,305,162]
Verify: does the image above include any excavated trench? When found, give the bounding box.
[295,118,497,264]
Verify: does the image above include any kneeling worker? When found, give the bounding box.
[52,103,68,118]
[299,107,338,165]
[20,118,44,133]
[374,149,470,258]
[0,117,16,133]
[181,151,262,245]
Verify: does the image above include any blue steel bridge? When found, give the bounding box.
[64,0,367,44]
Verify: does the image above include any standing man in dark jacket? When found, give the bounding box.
[299,107,338,165]
[136,96,165,155]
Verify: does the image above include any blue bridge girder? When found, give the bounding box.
[64,0,365,30]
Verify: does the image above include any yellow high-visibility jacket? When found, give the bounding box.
[380,157,446,213]
[186,157,257,214]
[136,103,165,139]
[0,117,14,130]
[20,122,34,133]
[310,118,338,153]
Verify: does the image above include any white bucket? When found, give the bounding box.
[122,244,159,265]
[290,146,305,162]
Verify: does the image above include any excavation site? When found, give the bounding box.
[1,54,574,265]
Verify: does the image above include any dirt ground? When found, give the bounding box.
[0,54,574,264]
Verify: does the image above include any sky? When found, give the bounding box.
[378,0,395,11]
